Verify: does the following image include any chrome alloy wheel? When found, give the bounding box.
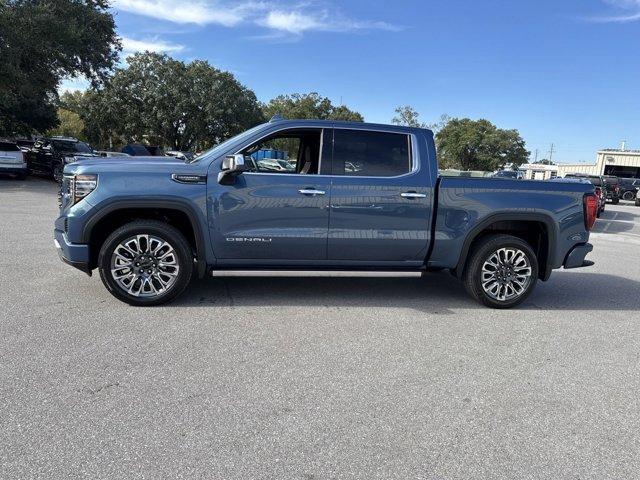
[480,247,532,302]
[110,234,180,297]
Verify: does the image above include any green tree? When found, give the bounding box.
[263,93,363,122]
[77,53,264,150]
[46,108,86,140]
[392,106,451,133]
[0,0,120,136]
[436,118,529,171]
[392,105,427,128]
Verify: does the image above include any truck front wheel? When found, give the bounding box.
[463,234,538,309]
[98,220,193,306]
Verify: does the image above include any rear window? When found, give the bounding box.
[588,177,603,186]
[332,129,412,177]
[0,142,19,151]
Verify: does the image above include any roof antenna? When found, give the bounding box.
[270,113,283,123]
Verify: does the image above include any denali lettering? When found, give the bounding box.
[226,237,272,243]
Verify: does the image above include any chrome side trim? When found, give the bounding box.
[298,189,326,196]
[400,192,427,199]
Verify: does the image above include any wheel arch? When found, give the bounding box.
[83,199,208,278]
[453,213,557,281]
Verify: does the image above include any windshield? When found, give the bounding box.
[194,124,267,163]
[52,140,93,153]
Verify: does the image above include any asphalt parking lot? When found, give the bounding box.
[2,177,640,479]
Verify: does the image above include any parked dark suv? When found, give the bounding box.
[602,175,620,204]
[26,137,97,182]
[619,178,640,201]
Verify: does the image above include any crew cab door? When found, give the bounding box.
[208,128,332,262]
[327,128,435,263]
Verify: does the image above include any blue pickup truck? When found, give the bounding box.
[55,119,597,308]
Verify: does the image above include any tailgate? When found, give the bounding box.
[0,150,24,165]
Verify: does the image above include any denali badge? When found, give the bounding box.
[226,237,273,243]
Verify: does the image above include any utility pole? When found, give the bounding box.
[533,149,539,163]
[548,143,555,163]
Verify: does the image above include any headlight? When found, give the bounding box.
[64,156,77,164]
[71,174,98,204]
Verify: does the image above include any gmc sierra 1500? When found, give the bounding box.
[55,118,596,308]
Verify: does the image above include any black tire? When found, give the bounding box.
[623,191,635,201]
[612,198,619,205]
[463,234,538,309]
[15,173,26,180]
[98,220,193,306]
[636,199,640,207]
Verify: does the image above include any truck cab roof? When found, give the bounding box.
[267,118,432,135]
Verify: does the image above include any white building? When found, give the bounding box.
[556,145,640,178]
[518,163,559,180]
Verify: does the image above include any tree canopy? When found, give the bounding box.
[0,0,120,136]
[73,52,264,151]
[435,118,529,171]
[392,106,451,134]
[46,108,85,140]
[262,93,363,122]
[392,106,428,128]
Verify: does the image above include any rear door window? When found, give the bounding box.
[332,129,412,177]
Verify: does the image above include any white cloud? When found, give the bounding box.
[590,0,640,22]
[121,36,185,55]
[112,0,260,26]
[259,11,321,34]
[111,0,401,35]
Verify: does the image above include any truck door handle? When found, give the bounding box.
[400,192,426,199]
[299,189,326,196]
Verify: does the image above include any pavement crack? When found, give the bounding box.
[85,381,120,395]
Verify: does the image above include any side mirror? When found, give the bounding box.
[218,154,248,184]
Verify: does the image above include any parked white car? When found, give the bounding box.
[0,141,27,179]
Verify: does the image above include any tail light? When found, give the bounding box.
[583,193,598,230]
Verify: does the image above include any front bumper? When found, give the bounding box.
[54,228,92,275]
[563,242,594,269]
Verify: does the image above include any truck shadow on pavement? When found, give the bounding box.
[174,270,640,312]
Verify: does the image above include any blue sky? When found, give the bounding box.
[63,0,640,163]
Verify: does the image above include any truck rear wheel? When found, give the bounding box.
[463,234,538,309]
[98,220,193,306]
